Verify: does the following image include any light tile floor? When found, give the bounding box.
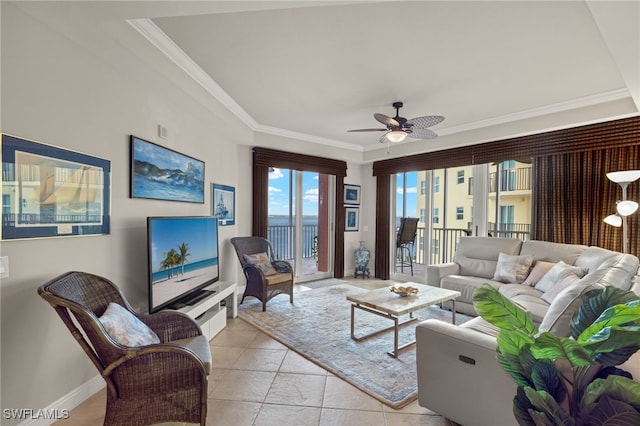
[56,277,455,426]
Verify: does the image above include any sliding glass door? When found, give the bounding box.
[268,168,333,282]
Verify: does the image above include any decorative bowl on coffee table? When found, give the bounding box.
[390,285,419,297]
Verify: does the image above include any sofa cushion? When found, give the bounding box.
[575,246,623,272]
[535,261,588,293]
[441,275,503,304]
[492,253,534,283]
[538,281,594,337]
[520,240,586,264]
[508,294,549,324]
[541,271,582,304]
[522,261,556,287]
[454,237,522,279]
[499,283,543,299]
[460,317,500,337]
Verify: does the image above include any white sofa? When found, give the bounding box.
[417,237,640,426]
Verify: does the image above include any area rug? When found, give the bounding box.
[238,283,472,409]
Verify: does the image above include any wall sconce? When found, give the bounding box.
[604,170,640,253]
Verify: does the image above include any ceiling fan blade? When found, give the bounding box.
[406,115,445,128]
[347,128,388,132]
[374,113,400,127]
[408,128,438,139]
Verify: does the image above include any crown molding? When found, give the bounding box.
[435,88,631,137]
[129,18,631,156]
[127,18,258,129]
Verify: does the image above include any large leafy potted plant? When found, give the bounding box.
[472,284,640,425]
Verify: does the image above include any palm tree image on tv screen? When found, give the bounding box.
[148,217,219,311]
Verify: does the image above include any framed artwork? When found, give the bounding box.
[344,184,361,205]
[130,135,204,203]
[345,207,359,232]
[1,133,111,240]
[212,183,235,226]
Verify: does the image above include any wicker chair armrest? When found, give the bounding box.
[139,311,202,342]
[243,264,267,282]
[272,260,293,274]
[103,343,208,381]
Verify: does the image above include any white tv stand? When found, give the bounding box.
[173,281,237,341]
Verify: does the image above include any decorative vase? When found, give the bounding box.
[354,241,370,279]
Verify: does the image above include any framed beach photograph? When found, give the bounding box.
[345,207,359,232]
[344,184,361,205]
[130,135,204,203]
[212,183,235,226]
[1,133,111,240]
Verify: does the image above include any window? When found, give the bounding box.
[456,170,464,184]
[433,176,440,192]
[431,238,439,253]
[420,180,425,195]
[420,208,426,223]
[433,207,440,224]
[456,206,464,220]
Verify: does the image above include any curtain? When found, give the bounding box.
[532,146,640,253]
[372,116,640,270]
[252,147,348,278]
[374,176,391,279]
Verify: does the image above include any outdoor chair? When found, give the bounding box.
[396,217,419,275]
[38,271,210,426]
[230,236,294,311]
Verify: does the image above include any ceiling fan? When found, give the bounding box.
[348,101,444,143]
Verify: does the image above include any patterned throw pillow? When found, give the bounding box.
[99,303,161,347]
[243,252,277,276]
[492,253,534,283]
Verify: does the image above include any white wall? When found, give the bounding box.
[0,3,367,422]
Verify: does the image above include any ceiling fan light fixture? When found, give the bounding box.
[386,130,407,143]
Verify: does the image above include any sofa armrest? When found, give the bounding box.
[415,319,517,426]
[426,262,459,287]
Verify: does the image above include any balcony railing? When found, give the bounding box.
[489,167,531,192]
[267,224,318,260]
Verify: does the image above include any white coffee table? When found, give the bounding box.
[347,283,461,358]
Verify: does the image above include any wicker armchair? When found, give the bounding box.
[38,271,210,426]
[230,236,294,311]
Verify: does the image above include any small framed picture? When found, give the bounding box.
[344,184,361,205]
[212,183,235,226]
[345,207,359,232]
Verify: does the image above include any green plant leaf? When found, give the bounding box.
[593,345,640,366]
[514,388,538,426]
[582,375,640,413]
[530,333,593,367]
[578,303,640,344]
[530,359,566,403]
[524,387,575,426]
[571,287,639,339]
[579,395,640,426]
[498,349,531,388]
[473,284,538,335]
[498,328,536,356]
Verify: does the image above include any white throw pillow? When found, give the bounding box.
[541,271,582,304]
[492,253,534,283]
[99,302,161,347]
[535,261,588,293]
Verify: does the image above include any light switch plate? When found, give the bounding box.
[0,256,9,279]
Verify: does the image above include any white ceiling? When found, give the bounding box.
[14,1,640,159]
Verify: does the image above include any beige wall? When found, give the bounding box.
[0,3,364,422]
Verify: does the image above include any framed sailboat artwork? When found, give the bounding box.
[212,183,235,226]
[1,133,111,240]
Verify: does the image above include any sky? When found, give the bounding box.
[149,217,218,271]
[268,168,320,216]
[268,168,418,218]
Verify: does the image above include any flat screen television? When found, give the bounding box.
[147,216,219,313]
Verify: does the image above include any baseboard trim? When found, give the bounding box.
[18,375,104,426]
